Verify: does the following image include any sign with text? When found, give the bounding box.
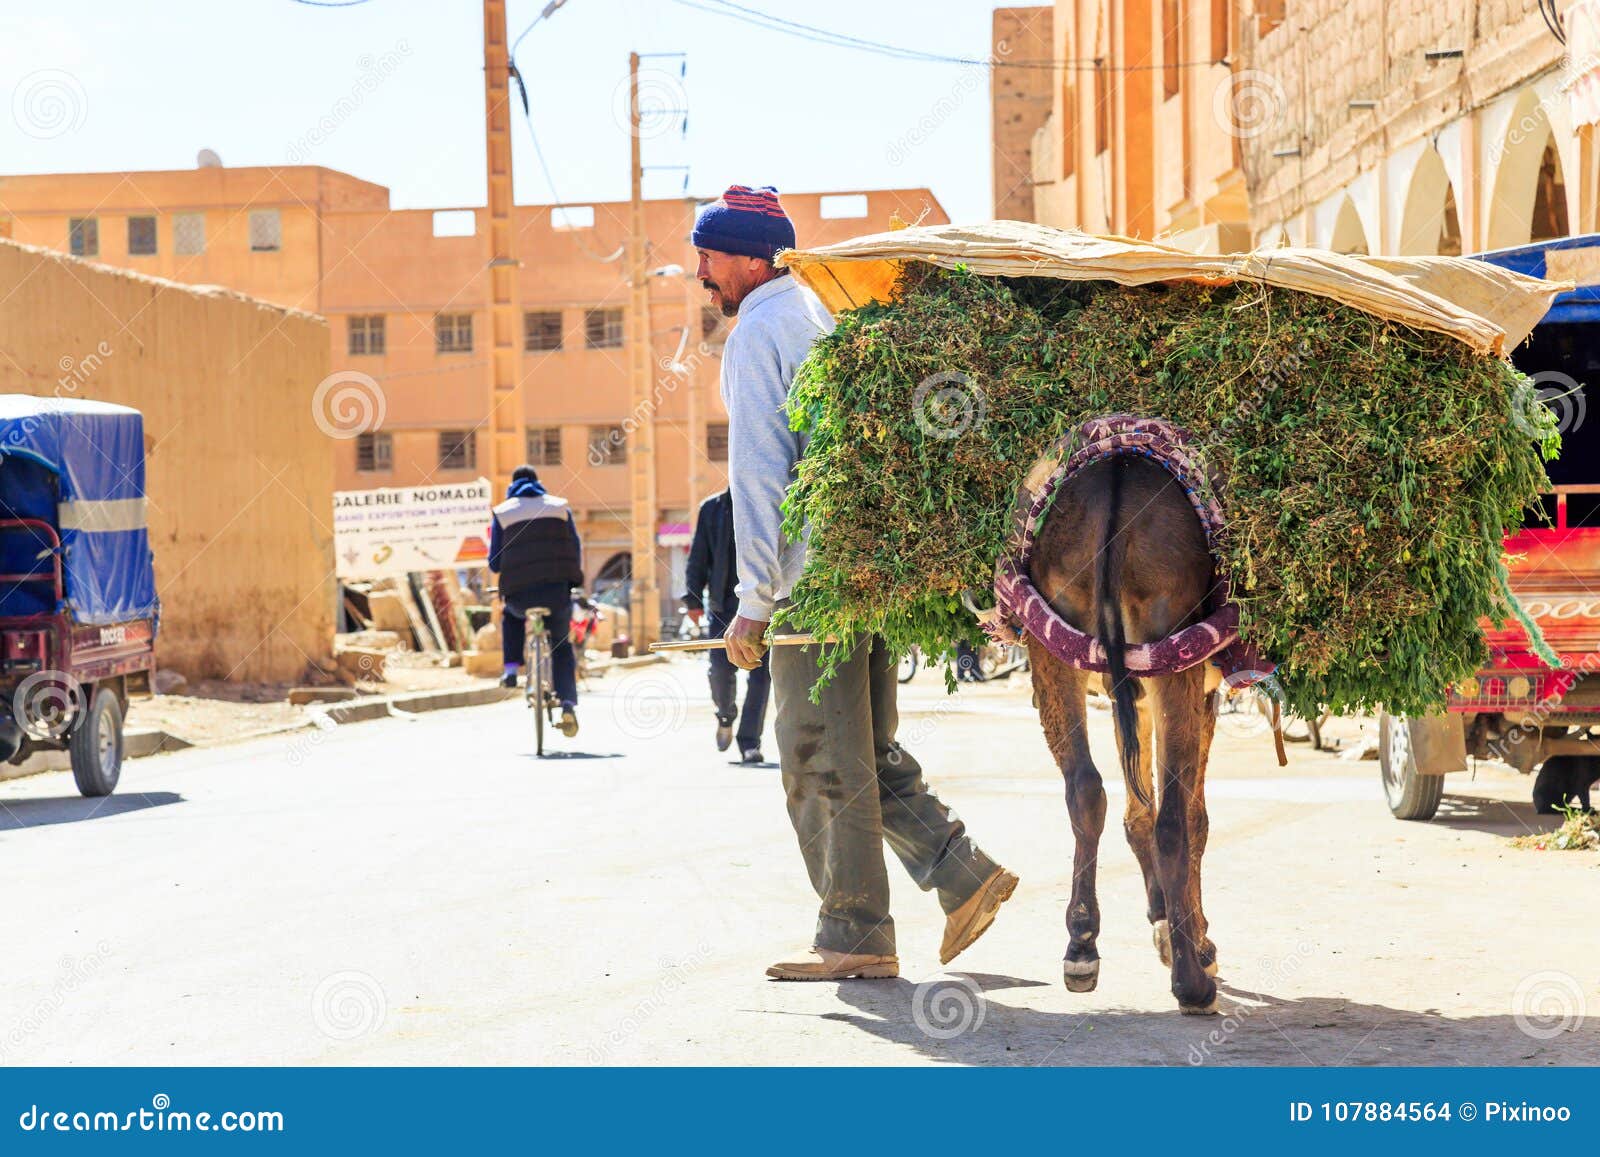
[334,478,493,579]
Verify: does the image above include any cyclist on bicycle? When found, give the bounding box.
[489,465,583,737]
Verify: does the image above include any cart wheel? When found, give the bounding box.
[70,686,123,798]
[897,650,918,684]
[1379,712,1443,821]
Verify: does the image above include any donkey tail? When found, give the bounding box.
[1097,458,1148,809]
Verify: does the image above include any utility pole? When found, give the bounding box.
[482,0,523,497]
[626,51,660,652]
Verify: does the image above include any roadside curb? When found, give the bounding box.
[2,682,517,782]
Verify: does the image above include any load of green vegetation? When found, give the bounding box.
[780,264,1558,718]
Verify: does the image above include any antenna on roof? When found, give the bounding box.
[196,148,222,169]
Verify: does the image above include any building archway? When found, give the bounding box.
[1397,148,1462,256]
[593,551,631,593]
[1487,92,1571,249]
[1329,197,1370,254]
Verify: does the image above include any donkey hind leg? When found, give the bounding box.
[1111,681,1171,966]
[1149,664,1218,1014]
[1030,642,1105,992]
[1190,690,1220,977]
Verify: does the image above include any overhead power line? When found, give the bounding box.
[670,0,1222,72]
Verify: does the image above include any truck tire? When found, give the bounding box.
[1379,712,1444,821]
[70,686,123,798]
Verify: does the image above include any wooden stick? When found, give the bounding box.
[649,633,822,654]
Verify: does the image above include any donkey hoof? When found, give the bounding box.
[1179,998,1219,1016]
[1062,958,1100,992]
[1177,979,1219,1015]
[1151,920,1172,967]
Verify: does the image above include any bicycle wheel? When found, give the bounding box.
[528,627,546,756]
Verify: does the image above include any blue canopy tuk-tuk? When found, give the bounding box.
[0,396,159,796]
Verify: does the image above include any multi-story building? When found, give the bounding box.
[0,165,946,601]
[997,1,1252,252]
[1237,0,1595,255]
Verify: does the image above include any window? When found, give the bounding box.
[707,422,729,462]
[435,312,473,353]
[818,193,868,219]
[1163,0,1182,100]
[526,426,562,466]
[524,310,563,352]
[585,308,624,350]
[1211,0,1232,59]
[174,212,206,255]
[588,425,626,465]
[1062,82,1077,178]
[249,209,281,252]
[348,315,386,356]
[1094,63,1110,156]
[438,430,476,471]
[128,216,157,256]
[356,432,393,473]
[432,209,476,237]
[68,217,98,258]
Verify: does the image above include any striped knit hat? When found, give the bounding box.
[691,185,796,261]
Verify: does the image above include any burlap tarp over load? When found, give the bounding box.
[771,221,1571,716]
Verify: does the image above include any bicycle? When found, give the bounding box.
[522,604,560,757]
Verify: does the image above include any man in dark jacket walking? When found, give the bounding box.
[683,488,769,764]
[489,465,584,737]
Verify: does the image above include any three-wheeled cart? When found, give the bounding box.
[0,397,158,796]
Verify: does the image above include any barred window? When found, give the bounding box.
[68,217,99,258]
[707,422,729,462]
[174,212,206,255]
[524,310,563,352]
[348,315,386,356]
[127,216,157,256]
[585,307,624,349]
[356,432,393,473]
[249,209,281,252]
[438,430,477,471]
[435,313,473,353]
[526,426,562,466]
[588,425,626,465]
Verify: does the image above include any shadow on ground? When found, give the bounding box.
[0,791,184,831]
[1432,791,1554,839]
[814,975,1599,1066]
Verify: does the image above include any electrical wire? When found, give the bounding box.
[671,0,1221,72]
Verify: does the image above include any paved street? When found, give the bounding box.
[2,660,1596,1066]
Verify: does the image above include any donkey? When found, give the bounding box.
[1026,453,1223,1014]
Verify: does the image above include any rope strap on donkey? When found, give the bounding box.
[980,414,1274,685]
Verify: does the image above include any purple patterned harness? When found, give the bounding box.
[981,414,1273,684]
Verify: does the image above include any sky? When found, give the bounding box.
[2,0,1025,222]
